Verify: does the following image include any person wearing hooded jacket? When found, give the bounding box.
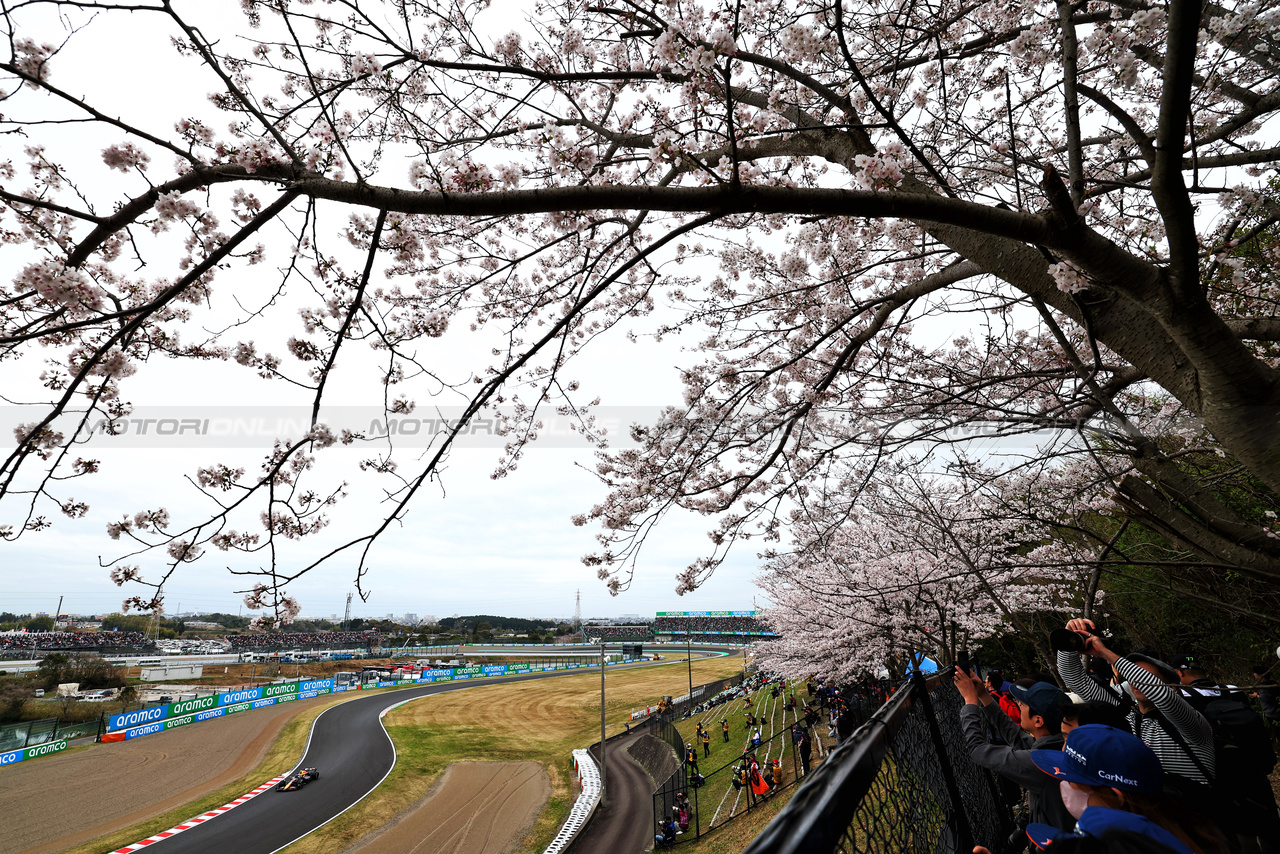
[954,666,1076,832]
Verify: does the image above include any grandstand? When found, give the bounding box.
[580,625,653,642]
[228,630,382,650]
[652,611,774,641]
[0,630,151,657]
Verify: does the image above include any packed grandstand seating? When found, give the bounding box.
[227,630,382,649]
[0,630,149,650]
[581,625,653,641]
[653,614,773,635]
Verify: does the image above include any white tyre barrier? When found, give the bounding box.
[544,748,601,854]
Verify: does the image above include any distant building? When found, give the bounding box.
[403,613,418,625]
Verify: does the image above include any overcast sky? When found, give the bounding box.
[0,5,792,623]
[3,317,768,621]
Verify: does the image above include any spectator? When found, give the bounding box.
[986,669,1024,725]
[1057,618,1215,788]
[229,630,381,649]
[1030,724,1224,854]
[954,667,1075,831]
[1173,655,1280,851]
[1171,655,1234,692]
[654,614,772,637]
[837,701,856,742]
[655,816,677,847]
[0,630,148,651]
[684,742,699,774]
[1061,701,1129,734]
[793,724,812,775]
[747,754,769,800]
[1026,807,1195,854]
[581,625,653,642]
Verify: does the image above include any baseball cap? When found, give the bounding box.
[1030,725,1163,794]
[1009,681,1068,726]
[1128,653,1179,683]
[1026,806,1193,854]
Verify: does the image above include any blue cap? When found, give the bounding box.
[1026,807,1193,854]
[1030,725,1162,794]
[1008,681,1067,725]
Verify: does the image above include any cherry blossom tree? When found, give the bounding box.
[751,459,1098,680]
[1,0,1279,620]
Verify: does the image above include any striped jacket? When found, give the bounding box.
[1057,651,1216,785]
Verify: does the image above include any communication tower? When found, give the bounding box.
[573,589,581,629]
[343,591,353,630]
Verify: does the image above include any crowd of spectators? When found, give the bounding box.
[582,625,653,641]
[228,630,382,649]
[654,614,773,636]
[952,616,1280,853]
[0,630,148,651]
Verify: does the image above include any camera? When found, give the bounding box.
[1049,627,1098,653]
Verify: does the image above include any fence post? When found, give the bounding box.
[913,672,975,853]
[693,760,701,841]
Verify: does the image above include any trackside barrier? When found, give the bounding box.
[0,738,68,767]
[544,748,601,854]
[91,656,638,746]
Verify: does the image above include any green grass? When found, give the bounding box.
[671,686,819,838]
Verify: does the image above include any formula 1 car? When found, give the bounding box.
[276,768,320,791]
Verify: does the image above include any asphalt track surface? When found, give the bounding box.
[143,647,728,854]
[575,729,659,854]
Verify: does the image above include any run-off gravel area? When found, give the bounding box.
[0,694,337,854]
[345,761,549,854]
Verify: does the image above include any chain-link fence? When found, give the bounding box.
[742,673,1015,854]
[652,673,871,845]
[655,721,811,844]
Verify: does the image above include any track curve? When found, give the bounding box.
[137,647,731,854]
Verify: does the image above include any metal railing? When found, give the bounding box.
[742,673,1014,854]
[0,716,91,751]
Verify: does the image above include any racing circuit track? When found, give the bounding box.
[132,645,730,854]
